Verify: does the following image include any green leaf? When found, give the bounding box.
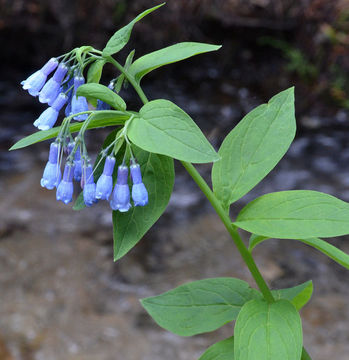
[141,278,262,336]
[235,190,349,239]
[76,83,126,111]
[212,87,296,208]
[249,235,349,270]
[128,42,221,83]
[272,281,313,310]
[199,337,234,360]
[87,60,106,106]
[102,3,165,56]
[248,234,268,251]
[234,299,302,360]
[113,146,174,260]
[9,111,129,151]
[128,99,220,163]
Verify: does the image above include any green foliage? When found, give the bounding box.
[249,235,349,270]
[10,111,128,150]
[271,281,313,310]
[199,337,234,360]
[102,3,165,57]
[113,146,174,260]
[77,83,126,111]
[128,99,220,163]
[235,190,349,239]
[234,299,303,360]
[128,42,221,84]
[212,87,296,210]
[87,59,105,84]
[141,278,262,336]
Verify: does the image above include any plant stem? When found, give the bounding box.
[106,56,149,104]
[181,161,275,303]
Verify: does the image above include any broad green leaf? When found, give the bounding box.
[272,281,313,310]
[128,99,220,163]
[87,59,105,84]
[235,190,349,239]
[128,42,221,83]
[199,337,234,360]
[141,278,262,336]
[73,129,123,211]
[87,60,106,106]
[249,235,349,270]
[10,111,129,150]
[234,299,302,360]
[212,87,296,208]
[113,146,174,260]
[76,83,126,111]
[102,3,165,56]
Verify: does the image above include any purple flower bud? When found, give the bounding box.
[33,93,67,130]
[96,99,111,111]
[73,146,82,181]
[64,78,74,117]
[21,58,58,97]
[82,164,96,207]
[71,76,88,121]
[39,63,68,105]
[95,156,116,200]
[40,142,61,189]
[130,164,148,206]
[56,163,75,204]
[110,165,131,212]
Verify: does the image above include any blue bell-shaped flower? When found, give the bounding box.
[71,76,89,121]
[110,165,131,212]
[39,63,68,105]
[95,156,115,200]
[130,163,148,206]
[56,163,75,204]
[40,142,61,189]
[83,164,96,207]
[33,93,68,130]
[21,58,58,97]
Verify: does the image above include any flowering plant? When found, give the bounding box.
[11,3,349,359]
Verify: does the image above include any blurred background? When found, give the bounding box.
[0,0,349,359]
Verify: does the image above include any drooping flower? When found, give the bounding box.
[95,156,115,200]
[40,142,61,189]
[33,93,68,130]
[64,78,74,117]
[56,163,75,204]
[73,145,82,181]
[110,165,131,212]
[83,164,96,207]
[21,58,58,97]
[39,63,68,105]
[130,163,148,206]
[71,76,89,121]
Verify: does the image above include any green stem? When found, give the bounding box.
[106,56,149,104]
[181,161,275,303]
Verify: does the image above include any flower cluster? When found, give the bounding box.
[21,57,90,130]
[41,141,148,210]
[22,51,149,212]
